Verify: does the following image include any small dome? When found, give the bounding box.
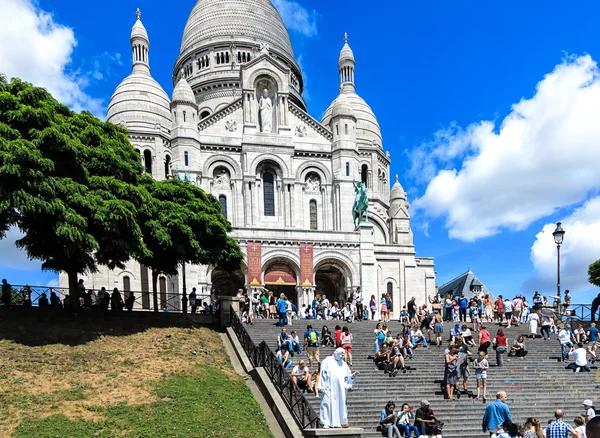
[130,11,148,42]
[106,71,171,131]
[338,33,355,67]
[331,94,355,119]
[322,89,382,146]
[172,77,196,105]
[390,175,406,201]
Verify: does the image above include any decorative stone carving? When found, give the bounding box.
[225,120,237,132]
[305,174,321,194]
[295,125,307,137]
[259,42,270,55]
[258,88,272,133]
[213,169,230,188]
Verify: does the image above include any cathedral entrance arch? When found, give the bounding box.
[314,259,352,305]
[211,265,245,297]
[263,259,298,305]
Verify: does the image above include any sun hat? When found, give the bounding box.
[583,399,594,407]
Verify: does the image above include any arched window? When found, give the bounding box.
[344,124,348,135]
[159,277,167,309]
[361,164,368,186]
[336,125,339,136]
[263,171,275,216]
[387,282,393,296]
[123,276,131,293]
[184,151,189,166]
[143,150,152,174]
[225,52,230,63]
[183,110,186,122]
[218,195,227,219]
[164,155,171,179]
[345,162,350,177]
[200,110,210,119]
[237,52,241,63]
[309,200,318,230]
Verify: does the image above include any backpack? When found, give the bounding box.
[309,330,318,345]
[378,331,385,341]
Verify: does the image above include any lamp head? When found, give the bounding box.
[553,222,565,245]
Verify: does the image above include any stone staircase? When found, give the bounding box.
[244,318,599,437]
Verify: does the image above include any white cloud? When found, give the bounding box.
[272,0,317,37]
[413,55,600,241]
[0,0,104,114]
[0,226,42,270]
[530,197,600,293]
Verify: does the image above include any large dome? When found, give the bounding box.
[179,0,295,64]
[106,72,172,131]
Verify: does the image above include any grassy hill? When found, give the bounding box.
[0,310,273,438]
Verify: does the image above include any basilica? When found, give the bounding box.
[60,0,435,315]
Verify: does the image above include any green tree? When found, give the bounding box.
[138,177,242,312]
[589,259,600,288]
[0,75,150,308]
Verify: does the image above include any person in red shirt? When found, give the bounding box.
[493,329,508,367]
[335,325,342,348]
[479,325,492,356]
[495,295,505,324]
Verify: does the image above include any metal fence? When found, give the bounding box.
[6,285,213,314]
[230,308,320,430]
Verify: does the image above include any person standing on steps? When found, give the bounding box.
[493,329,508,367]
[583,399,596,424]
[444,346,459,400]
[304,325,320,368]
[318,348,355,428]
[458,292,468,323]
[433,313,444,347]
[474,350,489,402]
[354,287,363,321]
[482,391,512,436]
[545,409,580,437]
[591,293,600,323]
[559,325,574,362]
[479,325,492,356]
[276,293,287,326]
[340,326,353,366]
[587,324,599,364]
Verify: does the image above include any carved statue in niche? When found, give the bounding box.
[305,174,321,193]
[258,88,272,133]
[213,168,230,188]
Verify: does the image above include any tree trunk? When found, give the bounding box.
[67,268,79,310]
[152,269,159,313]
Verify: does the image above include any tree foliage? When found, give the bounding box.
[0,75,150,305]
[138,177,242,311]
[589,259,600,288]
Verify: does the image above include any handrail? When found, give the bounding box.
[4,284,213,314]
[230,307,320,429]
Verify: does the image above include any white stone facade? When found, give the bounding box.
[60,2,435,314]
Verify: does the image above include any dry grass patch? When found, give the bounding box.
[0,315,235,437]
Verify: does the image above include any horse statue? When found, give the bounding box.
[352,180,368,228]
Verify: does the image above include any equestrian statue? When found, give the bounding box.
[352,180,368,229]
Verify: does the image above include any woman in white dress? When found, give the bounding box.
[527,312,539,338]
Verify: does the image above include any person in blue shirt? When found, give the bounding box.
[458,292,469,322]
[482,391,512,436]
[449,324,462,343]
[276,293,287,327]
[379,401,401,438]
[588,323,600,364]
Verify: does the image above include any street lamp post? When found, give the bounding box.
[552,222,565,302]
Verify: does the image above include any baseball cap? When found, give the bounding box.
[420,399,430,406]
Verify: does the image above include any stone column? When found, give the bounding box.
[359,223,376,319]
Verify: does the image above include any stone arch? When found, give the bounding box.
[369,215,388,244]
[250,154,289,177]
[295,161,332,183]
[313,252,358,288]
[203,154,242,179]
[246,68,285,93]
[262,249,301,279]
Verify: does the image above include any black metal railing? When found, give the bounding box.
[6,285,214,314]
[230,308,320,429]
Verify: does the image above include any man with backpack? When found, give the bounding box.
[304,324,320,367]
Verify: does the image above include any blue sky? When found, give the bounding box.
[1,0,600,303]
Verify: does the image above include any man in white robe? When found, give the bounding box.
[318,347,355,428]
